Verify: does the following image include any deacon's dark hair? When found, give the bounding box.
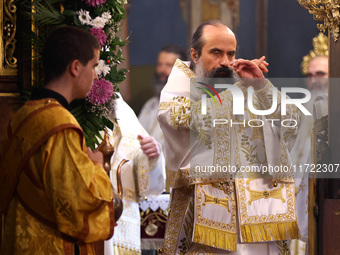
[190,20,226,59]
[42,26,100,85]
[160,44,187,61]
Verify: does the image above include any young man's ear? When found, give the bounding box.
[190,48,199,64]
[69,59,81,77]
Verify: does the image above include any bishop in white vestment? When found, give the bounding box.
[158,59,300,254]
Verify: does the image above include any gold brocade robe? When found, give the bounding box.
[0,99,115,255]
[158,60,300,254]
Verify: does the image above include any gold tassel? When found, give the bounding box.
[113,244,141,255]
[193,224,237,252]
[240,221,300,243]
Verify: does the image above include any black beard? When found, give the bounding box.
[211,66,234,78]
[152,73,168,97]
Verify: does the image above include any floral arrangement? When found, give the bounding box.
[20,0,129,149]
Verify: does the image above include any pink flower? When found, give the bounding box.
[90,28,108,46]
[82,0,107,7]
[88,78,113,105]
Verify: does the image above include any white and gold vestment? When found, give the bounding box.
[139,96,165,152]
[158,60,300,254]
[104,95,166,255]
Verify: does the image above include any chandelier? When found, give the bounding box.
[297,0,340,42]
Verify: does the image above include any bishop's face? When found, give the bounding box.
[192,24,237,78]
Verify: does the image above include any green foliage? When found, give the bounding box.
[18,0,129,150]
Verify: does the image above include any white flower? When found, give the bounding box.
[91,17,107,28]
[107,26,116,43]
[77,9,92,26]
[95,59,111,77]
[101,12,112,22]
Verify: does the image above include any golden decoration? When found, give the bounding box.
[297,0,340,42]
[145,222,158,236]
[0,92,19,97]
[246,184,285,205]
[0,0,17,76]
[174,59,196,79]
[202,190,230,212]
[97,128,115,173]
[301,32,329,75]
[98,129,128,222]
[141,208,168,237]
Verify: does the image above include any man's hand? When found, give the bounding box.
[87,147,104,166]
[231,58,267,90]
[251,56,269,73]
[137,135,160,159]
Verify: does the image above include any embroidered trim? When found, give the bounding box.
[214,91,232,169]
[113,243,141,255]
[158,101,178,111]
[162,187,194,254]
[236,178,300,242]
[166,168,234,188]
[135,159,149,196]
[174,59,196,79]
[123,188,136,201]
[193,184,237,251]
[159,96,190,130]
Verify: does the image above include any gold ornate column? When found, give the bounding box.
[0,0,19,149]
[1,0,17,76]
[0,0,18,246]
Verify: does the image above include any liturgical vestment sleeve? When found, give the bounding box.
[1,99,115,255]
[40,128,114,243]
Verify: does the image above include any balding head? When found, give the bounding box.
[190,20,237,78]
[190,20,235,59]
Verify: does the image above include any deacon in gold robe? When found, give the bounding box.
[158,21,300,254]
[0,27,115,255]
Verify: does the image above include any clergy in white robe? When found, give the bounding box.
[104,95,166,255]
[158,58,300,254]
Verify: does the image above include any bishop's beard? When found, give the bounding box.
[152,72,168,98]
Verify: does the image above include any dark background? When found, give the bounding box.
[127,0,320,114]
